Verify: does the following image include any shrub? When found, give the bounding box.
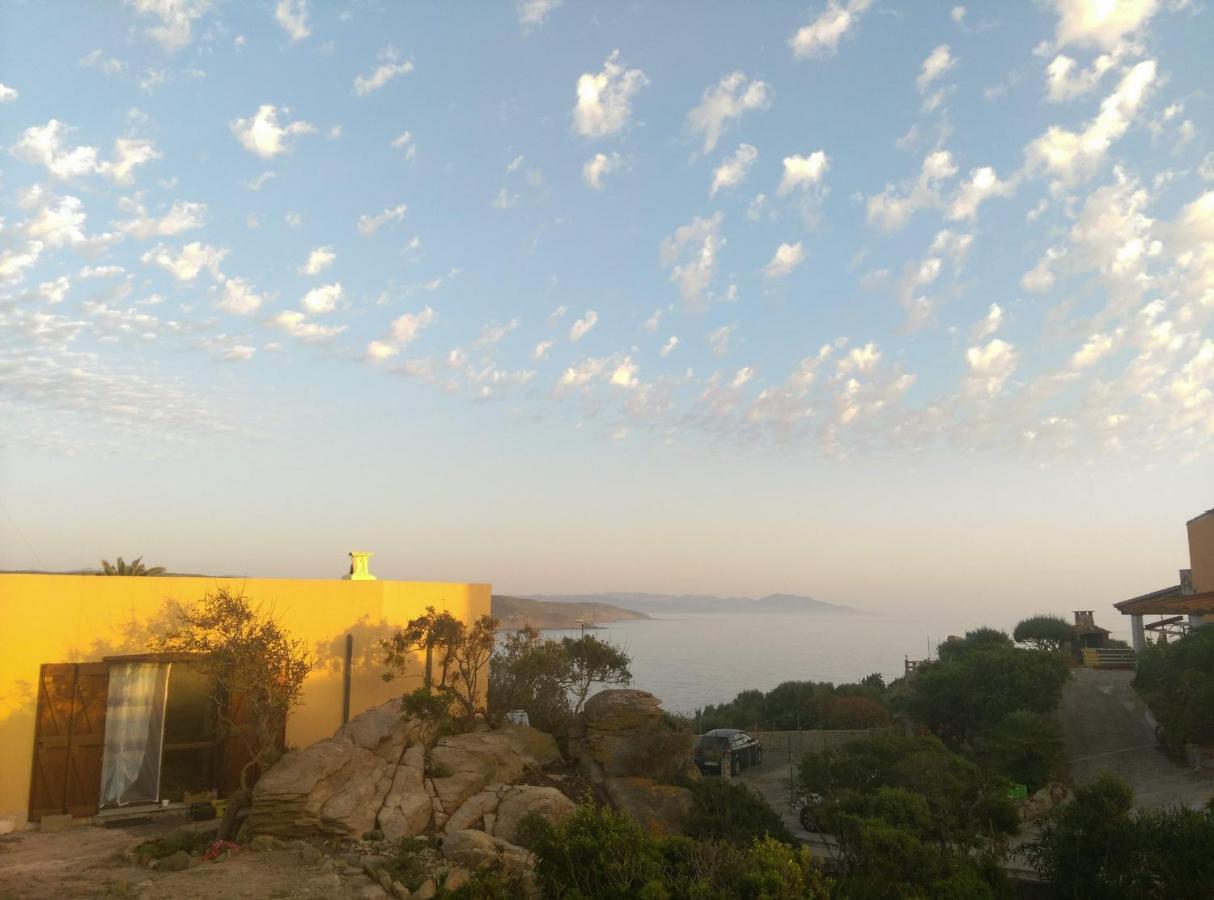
[1013,615,1076,653]
[684,778,795,845]
[970,710,1066,792]
[1134,626,1214,752]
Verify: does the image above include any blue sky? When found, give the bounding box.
[0,1,1211,616]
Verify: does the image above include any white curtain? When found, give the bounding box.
[100,662,171,807]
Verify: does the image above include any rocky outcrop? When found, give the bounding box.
[567,689,698,835]
[439,783,574,845]
[442,829,538,896]
[250,701,561,841]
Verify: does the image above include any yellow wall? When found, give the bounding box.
[1188,511,1214,594]
[0,573,490,830]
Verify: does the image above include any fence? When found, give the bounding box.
[750,729,883,760]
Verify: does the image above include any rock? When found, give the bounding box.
[390,880,412,899]
[314,873,342,892]
[569,690,696,784]
[442,829,534,876]
[414,878,437,900]
[444,789,501,834]
[299,843,322,864]
[342,865,365,877]
[492,786,575,844]
[429,728,561,812]
[155,850,191,872]
[376,869,394,892]
[361,854,390,874]
[444,866,472,891]
[360,885,388,899]
[379,744,432,840]
[249,834,277,852]
[604,776,695,836]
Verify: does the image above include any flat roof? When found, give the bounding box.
[1115,585,1214,615]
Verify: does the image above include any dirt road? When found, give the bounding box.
[1058,667,1212,809]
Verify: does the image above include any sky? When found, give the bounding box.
[0,0,1211,619]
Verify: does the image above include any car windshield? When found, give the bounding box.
[697,736,730,750]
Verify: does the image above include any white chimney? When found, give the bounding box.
[345,551,376,581]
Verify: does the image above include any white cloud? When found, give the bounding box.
[582,152,624,190]
[390,305,437,346]
[285,211,302,228]
[0,242,43,282]
[100,137,161,184]
[120,199,206,239]
[391,130,416,162]
[475,319,519,347]
[1071,332,1116,368]
[951,6,966,24]
[971,302,1004,341]
[609,357,639,389]
[1025,60,1157,186]
[79,49,126,75]
[11,120,99,179]
[301,282,342,314]
[966,338,1018,396]
[218,276,264,315]
[493,188,519,210]
[707,324,735,356]
[687,71,772,153]
[1051,0,1160,52]
[230,105,315,159]
[300,245,335,275]
[1045,52,1118,102]
[573,50,648,138]
[789,0,871,59]
[929,228,974,264]
[270,310,346,342]
[532,340,554,360]
[0,83,17,103]
[777,151,830,195]
[354,46,414,96]
[141,241,227,281]
[710,144,758,197]
[126,0,211,52]
[358,203,407,235]
[866,150,958,231]
[569,309,598,342]
[39,277,71,303]
[762,241,806,279]
[660,212,725,307]
[24,194,87,247]
[837,342,881,375]
[660,336,678,357]
[947,166,1014,220]
[1021,245,1066,292]
[275,0,310,41]
[243,171,276,191]
[517,0,562,32]
[917,44,957,93]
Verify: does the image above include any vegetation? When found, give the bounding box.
[511,803,831,899]
[795,732,1016,898]
[1133,625,1214,753]
[99,555,165,576]
[1013,615,1076,652]
[683,777,795,845]
[156,587,312,790]
[895,627,1070,790]
[1025,773,1214,899]
[382,606,499,727]
[488,626,632,734]
[697,675,891,733]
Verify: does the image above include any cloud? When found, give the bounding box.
[217,276,264,315]
[532,340,554,360]
[660,336,678,357]
[707,324,735,356]
[569,309,598,342]
[39,277,71,303]
[1050,0,1160,52]
[710,144,758,197]
[0,83,17,103]
[300,245,335,275]
[971,303,1004,341]
[275,0,310,41]
[354,46,414,96]
[1025,59,1157,187]
[1071,332,1116,369]
[101,137,161,184]
[573,50,648,138]
[301,282,342,314]
[917,44,957,93]
[517,0,562,32]
[866,150,958,231]
[243,171,277,191]
[660,211,725,308]
[391,130,416,162]
[789,0,871,59]
[762,241,806,279]
[1045,52,1119,102]
[837,342,880,375]
[475,319,519,348]
[126,0,211,52]
[230,105,315,158]
[142,241,227,281]
[120,199,206,238]
[777,151,829,195]
[11,120,99,179]
[367,306,437,360]
[1021,245,1066,292]
[947,166,1014,220]
[270,310,346,342]
[358,203,407,235]
[687,71,772,153]
[582,152,624,190]
[23,194,88,248]
[966,338,1018,396]
[79,49,126,75]
[0,242,43,282]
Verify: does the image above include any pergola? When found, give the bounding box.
[1115,585,1214,651]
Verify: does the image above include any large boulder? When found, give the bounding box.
[568,689,697,783]
[492,786,576,844]
[604,776,695,836]
[250,701,560,840]
[442,829,537,896]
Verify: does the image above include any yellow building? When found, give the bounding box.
[0,556,490,831]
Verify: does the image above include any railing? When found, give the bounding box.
[1081,648,1137,669]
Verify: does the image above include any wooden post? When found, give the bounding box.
[341,634,353,725]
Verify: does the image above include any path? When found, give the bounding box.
[1058,667,1213,809]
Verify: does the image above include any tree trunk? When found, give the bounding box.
[218,788,251,842]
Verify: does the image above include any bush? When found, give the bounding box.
[697,679,891,733]
[1134,626,1214,752]
[970,710,1066,793]
[1013,615,1076,653]
[684,778,795,845]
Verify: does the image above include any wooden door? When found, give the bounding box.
[28,663,109,821]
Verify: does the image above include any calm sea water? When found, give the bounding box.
[543,611,1122,715]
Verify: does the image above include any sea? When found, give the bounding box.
[542,611,1134,716]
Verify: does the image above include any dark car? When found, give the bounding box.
[693,728,763,776]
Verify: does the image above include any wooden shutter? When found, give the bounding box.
[27,663,109,821]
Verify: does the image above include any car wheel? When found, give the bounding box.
[754,747,763,766]
[799,806,813,831]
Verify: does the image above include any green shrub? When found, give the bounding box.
[1134,626,1214,752]
[970,710,1066,792]
[684,778,795,845]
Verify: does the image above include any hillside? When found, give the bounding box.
[491,594,651,631]
[522,591,858,616]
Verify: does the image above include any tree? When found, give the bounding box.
[488,626,574,733]
[970,710,1065,792]
[156,587,311,790]
[559,634,632,713]
[100,555,166,576]
[1013,615,1076,652]
[1134,625,1214,752]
